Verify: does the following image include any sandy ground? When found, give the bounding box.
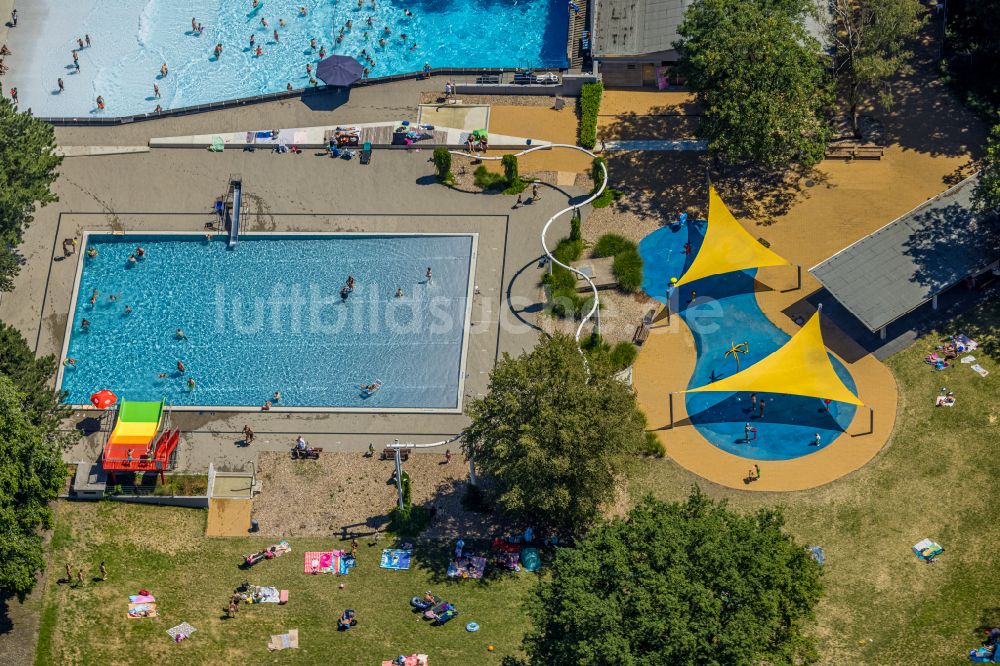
[627,32,986,491]
[206,498,253,537]
[251,451,498,540]
[598,90,700,141]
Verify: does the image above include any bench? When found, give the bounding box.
[476,73,501,85]
[380,447,409,461]
[633,324,650,346]
[824,144,885,160]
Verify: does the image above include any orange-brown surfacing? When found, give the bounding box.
[634,308,897,491]
[486,105,592,173]
[205,498,253,537]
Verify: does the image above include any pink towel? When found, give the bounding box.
[304,551,335,573]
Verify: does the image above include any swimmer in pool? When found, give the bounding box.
[260,17,268,28]
[90,288,98,305]
[81,319,91,331]
[86,247,97,258]
[279,18,285,28]
[256,45,263,56]
[157,373,168,379]
[187,378,196,390]
[191,18,198,32]
[250,34,256,48]
[395,288,403,298]
[379,38,386,47]
[306,63,312,74]
[384,26,391,35]
[366,16,373,26]
[310,37,317,50]
[299,6,307,16]
[135,245,145,258]
[318,46,326,58]
[128,254,137,265]
[215,43,223,58]
[177,360,186,373]
[176,328,186,340]
[124,305,132,315]
[109,294,117,302]
[346,275,355,291]
[346,19,353,29]
[273,391,281,402]
[274,29,280,42]
[161,63,168,77]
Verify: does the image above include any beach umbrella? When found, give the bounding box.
[90,389,117,409]
[316,55,364,87]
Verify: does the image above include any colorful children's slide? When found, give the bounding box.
[102,399,180,480]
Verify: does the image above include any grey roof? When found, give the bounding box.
[593,0,692,58]
[810,174,997,332]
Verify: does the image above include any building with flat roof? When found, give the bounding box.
[591,0,692,87]
[810,174,999,339]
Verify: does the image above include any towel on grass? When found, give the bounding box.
[267,628,299,651]
[380,548,412,570]
[127,602,158,619]
[304,551,335,573]
[166,622,197,640]
[129,594,156,603]
[447,556,487,579]
[971,364,990,377]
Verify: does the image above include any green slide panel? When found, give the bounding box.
[117,400,164,424]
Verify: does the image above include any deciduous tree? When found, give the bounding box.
[829,0,926,138]
[523,492,824,665]
[674,0,832,167]
[462,334,647,536]
[0,375,66,597]
[0,98,62,291]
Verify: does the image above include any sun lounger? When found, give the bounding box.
[361,142,372,165]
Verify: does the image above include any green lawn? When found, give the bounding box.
[35,502,536,665]
[36,302,1000,665]
[630,300,1000,664]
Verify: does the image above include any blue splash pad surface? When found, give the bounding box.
[638,223,857,461]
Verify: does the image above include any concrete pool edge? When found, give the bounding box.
[55,230,479,415]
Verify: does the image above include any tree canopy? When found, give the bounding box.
[462,334,647,536]
[945,0,1000,114]
[523,492,824,666]
[674,0,832,168]
[0,97,62,291]
[0,322,70,431]
[829,0,926,138]
[0,373,67,597]
[973,117,1000,254]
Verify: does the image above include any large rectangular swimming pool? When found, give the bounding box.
[58,233,477,411]
[6,0,569,117]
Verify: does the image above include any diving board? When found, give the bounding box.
[227,177,242,249]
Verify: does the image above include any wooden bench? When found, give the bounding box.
[633,324,650,346]
[825,144,885,160]
[380,447,409,462]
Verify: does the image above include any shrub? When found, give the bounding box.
[401,470,412,508]
[552,237,583,265]
[570,211,582,242]
[591,157,607,192]
[640,431,666,457]
[501,154,526,194]
[592,234,634,258]
[591,187,623,209]
[432,147,453,183]
[613,247,644,293]
[578,82,604,149]
[473,165,506,190]
[610,342,638,371]
[388,505,431,536]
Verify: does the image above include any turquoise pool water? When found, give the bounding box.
[59,234,475,409]
[639,223,858,461]
[6,0,568,117]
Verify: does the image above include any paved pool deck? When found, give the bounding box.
[0,77,588,472]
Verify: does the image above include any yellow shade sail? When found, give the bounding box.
[686,311,863,405]
[674,186,790,288]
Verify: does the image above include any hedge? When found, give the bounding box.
[432,147,453,183]
[578,82,603,149]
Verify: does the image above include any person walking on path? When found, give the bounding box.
[513,194,523,209]
[76,568,84,586]
[65,563,72,582]
[350,539,358,559]
[243,425,254,445]
[227,600,238,618]
[10,9,17,27]
[425,266,432,283]
[99,562,107,581]
[57,78,64,93]
[532,183,539,202]
[444,449,452,464]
